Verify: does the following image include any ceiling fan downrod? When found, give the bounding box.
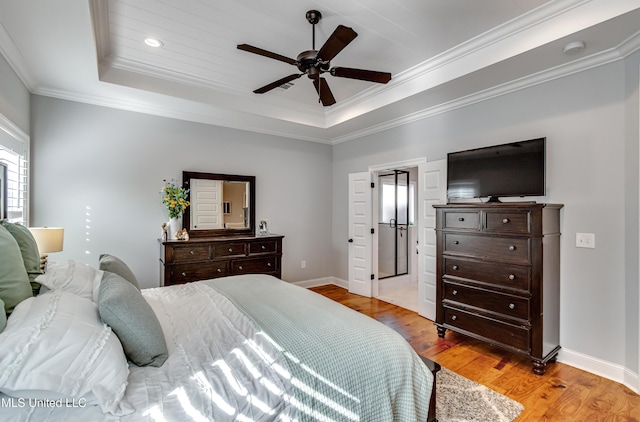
[305,10,321,50]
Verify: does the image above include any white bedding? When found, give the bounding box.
[0,275,433,421]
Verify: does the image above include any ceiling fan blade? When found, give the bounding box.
[316,25,357,62]
[330,67,392,84]
[312,77,336,106]
[237,44,297,66]
[253,74,302,94]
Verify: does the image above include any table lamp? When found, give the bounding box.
[28,227,64,270]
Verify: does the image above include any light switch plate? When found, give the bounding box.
[576,233,595,248]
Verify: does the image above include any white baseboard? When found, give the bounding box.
[293,278,640,394]
[559,348,639,394]
[292,276,347,289]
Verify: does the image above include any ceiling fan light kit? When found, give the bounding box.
[237,10,392,106]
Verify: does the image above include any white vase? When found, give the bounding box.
[167,217,181,240]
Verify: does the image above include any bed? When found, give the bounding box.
[0,234,436,422]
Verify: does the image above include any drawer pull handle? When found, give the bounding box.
[509,274,516,280]
[453,240,459,245]
[216,268,222,273]
[228,248,233,252]
[509,245,516,251]
[261,245,266,250]
[267,262,272,267]
[452,290,458,296]
[452,265,459,270]
[451,315,457,321]
[458,217,464,222]
[503,218,510,224]
[181,272,187,277]
[238,265,243,270]
[189,250,195,255]
[509,303,515,310]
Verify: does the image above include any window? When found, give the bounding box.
[0,118,29,225]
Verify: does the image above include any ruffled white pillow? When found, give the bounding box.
[35,260,103,302]
[0,290,133,415]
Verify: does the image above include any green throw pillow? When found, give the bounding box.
[0,221,43,283]
[98,254,140,290]
[0,225,32,314]
[0,298,6,333]
[98,271,168,367]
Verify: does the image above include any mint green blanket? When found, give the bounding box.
[207,274,433,421]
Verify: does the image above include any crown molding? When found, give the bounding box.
[326,0,592,122]
[0,20,36,91]
[32,85,331,145]
[89,0,110,63]
[330,43,630,145]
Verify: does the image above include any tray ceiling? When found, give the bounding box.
[1,0,640,143]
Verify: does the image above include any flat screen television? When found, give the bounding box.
[447,137,545,202]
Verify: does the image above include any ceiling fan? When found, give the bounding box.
[237,10,392,106]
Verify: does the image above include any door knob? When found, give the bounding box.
[348,239,354,243]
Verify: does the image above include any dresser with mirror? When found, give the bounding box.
[159,171,283,286]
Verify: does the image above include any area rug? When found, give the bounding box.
[436,368,524,422]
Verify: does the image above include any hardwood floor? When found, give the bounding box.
[310,284,640,422]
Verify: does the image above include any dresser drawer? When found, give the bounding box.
[232,256,277,274]
[443,282,529,321]
[172,262,229,283]
[444,233,530,264]
[443,257,530,292]
[443,211,480,230]
[443,307,530,352]
[213,243,246,257]
[485,210,530,234]
[249,240,278,254]
[170,245,210,263]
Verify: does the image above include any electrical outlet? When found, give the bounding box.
[301,260,306,269]
[576,233,595,249]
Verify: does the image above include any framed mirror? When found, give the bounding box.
[182,171,255,237]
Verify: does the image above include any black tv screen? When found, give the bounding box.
[447,137,545,202]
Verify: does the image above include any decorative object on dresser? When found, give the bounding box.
[160,178,191,240]
[434,202,563,375]
[160,234,284,286]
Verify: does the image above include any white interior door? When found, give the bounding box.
[190,179,223,230]
[348,172,373,297]
[417,159,447,319]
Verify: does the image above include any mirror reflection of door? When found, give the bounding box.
[190,179,223,229]
[378,171,410,279]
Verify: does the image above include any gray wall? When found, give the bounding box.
[0,53,29,134]
[332,58,637,373]
[30,96,333,288]
[624,53,640,375]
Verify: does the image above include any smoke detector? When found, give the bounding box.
[563,41,585,55]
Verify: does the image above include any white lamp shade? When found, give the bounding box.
[29,227,64,254]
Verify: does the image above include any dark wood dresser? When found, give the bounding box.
[159,234,283,286]
[434,203,563,374]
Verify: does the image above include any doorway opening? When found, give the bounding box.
[374,167,418,312]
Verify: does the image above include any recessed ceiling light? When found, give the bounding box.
[144,38,164,48]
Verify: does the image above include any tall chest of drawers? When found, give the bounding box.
[434,203,563,374]
[160,234,283,286]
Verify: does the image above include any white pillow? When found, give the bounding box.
[35,260,103,302]
[0,291,133,415]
